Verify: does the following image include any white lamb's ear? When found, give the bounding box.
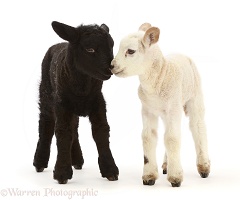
[138,23,152,31]
[142,27,160,47]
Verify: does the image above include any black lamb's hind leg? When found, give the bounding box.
[33,49,55,173]
[33,109,55,172]
[89,96,119,181]
[71,116,84,170]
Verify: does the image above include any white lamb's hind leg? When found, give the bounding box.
[186,94,210,178]
[141,107,159,186]
[162,152,167,174]
[162,107,183,187]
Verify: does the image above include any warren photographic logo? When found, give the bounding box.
[1,188,98,199]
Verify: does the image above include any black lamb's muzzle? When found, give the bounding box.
[96,73,111,81]
[100,68,113,81]
[97,63,113,80]
[88,68,112,81]
[102,74,112,81]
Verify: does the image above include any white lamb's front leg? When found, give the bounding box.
[141,107,159,186]
[162,107,183,187]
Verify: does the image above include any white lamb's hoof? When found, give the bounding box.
[143,179,155,185]
[197,163,210,178]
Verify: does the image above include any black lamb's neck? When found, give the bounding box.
[66,63,93,96]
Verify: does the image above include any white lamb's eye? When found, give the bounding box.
[86,48,95,53]
[127,49,136,55]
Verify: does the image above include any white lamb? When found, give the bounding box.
[111,23,210,187]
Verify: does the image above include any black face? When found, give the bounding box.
[52,21,114,81]
[73,27,114,80]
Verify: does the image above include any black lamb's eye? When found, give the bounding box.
[86,48,95,53]
[127,49,136,55]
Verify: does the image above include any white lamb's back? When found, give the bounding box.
[164,54,202,104]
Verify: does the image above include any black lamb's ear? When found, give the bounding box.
[100,24,109,33]
[51,21,78,43]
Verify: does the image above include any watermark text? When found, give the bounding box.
[1,188,98,199]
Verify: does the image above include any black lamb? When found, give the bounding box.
[33,21,119,184]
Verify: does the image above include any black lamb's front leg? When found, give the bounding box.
[53,106,74,184]
[89,96,119,181]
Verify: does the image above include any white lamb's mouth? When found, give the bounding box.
[114,69,125,75]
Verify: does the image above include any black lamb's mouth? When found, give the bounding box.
[88,71,112,81]
[106,68,113,75]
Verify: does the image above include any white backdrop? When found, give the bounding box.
[0,0,240,199]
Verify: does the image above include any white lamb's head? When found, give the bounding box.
[111,23,160,77]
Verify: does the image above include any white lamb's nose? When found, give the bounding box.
[110,59,116,70]
[111,59,115,67]
[110,64,114,70]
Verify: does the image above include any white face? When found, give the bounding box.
[111,32,147,77]
[111,26,160,78]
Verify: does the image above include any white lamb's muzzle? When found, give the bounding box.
[111,65,127,77]
[110,59,122,74]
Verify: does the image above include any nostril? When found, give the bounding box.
[109,65,114,70]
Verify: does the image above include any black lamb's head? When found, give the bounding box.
[52,21,114,80]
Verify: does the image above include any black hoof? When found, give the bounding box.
[107,174,118,181]
[163,169,167,174]
[58,179,68,184]
[35,167,44,172]
[73,165,82,170]
[171,182,181,187]
[200,172,209,178]
[143,180,155,186]
[53,167,73,184]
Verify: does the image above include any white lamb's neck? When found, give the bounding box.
[139,47,166,95]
